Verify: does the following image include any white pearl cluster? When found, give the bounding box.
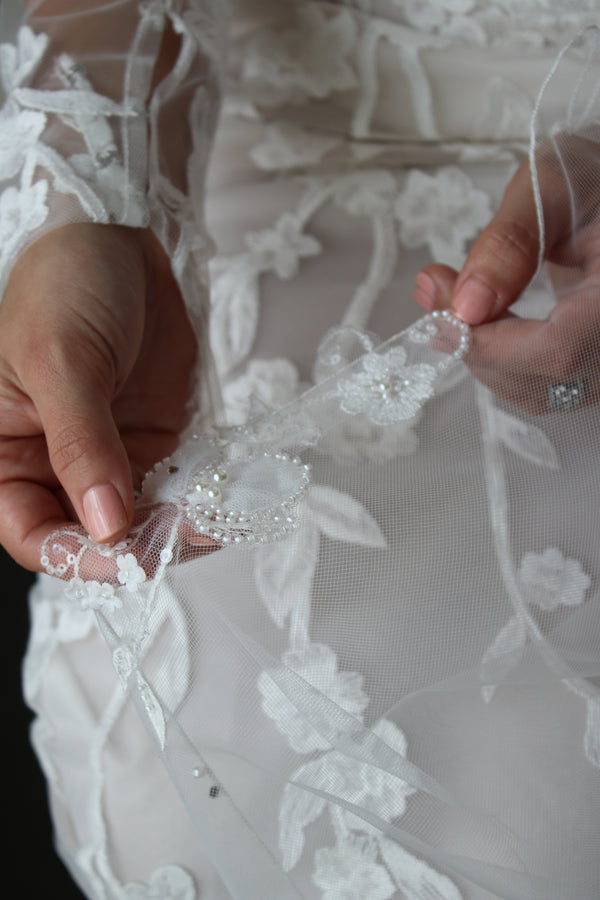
[184,451,311,545]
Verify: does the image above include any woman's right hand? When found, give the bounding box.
[0,223,198,571]
[414,133,600,413]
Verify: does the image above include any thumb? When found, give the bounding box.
[450,162,543,325]
[36,373,134,544]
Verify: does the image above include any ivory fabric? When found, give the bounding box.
[2,2,600,898]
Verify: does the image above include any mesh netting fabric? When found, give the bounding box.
[28,17,600,900]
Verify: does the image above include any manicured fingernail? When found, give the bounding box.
[452,278,498,325]
[83,484,128,542]
[414,273,436,311]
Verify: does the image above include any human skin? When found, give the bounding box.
[414,133,600,412]
[0,223,197,570]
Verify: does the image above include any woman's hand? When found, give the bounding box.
[0,223,197,571]
[414,133,600,412]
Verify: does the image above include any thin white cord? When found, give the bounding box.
[528,25,599,273]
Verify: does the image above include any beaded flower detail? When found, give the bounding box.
[336,311,470,426]
[182,452,311,544]
[337,347,436,425]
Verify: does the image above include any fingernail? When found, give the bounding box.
[452,278,498,325]
[413,273,436,311]
[83,484,128,542]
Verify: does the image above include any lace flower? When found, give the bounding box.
[394,167,491,267]
[332,171,398,217]
[124,864,195,900]
[65,576,122,613]
[280,719,416,871]
[243,7,357,105]
[82,581,122,612]
[246,213,321,279]
[258,643,369,754]
[518,548,591,611]
[250,123,339,171]
[116,553,147,593]
[313,835,395,900]
[337,347,436,425]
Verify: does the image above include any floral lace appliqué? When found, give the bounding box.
[518,548,591,610]
[394,166,492,268]
[480,547,591,703]
[334,312,470,426]
[124,864,196,900]
[242,6,358,106]
[258,642,369,754]
[337,347,437,425]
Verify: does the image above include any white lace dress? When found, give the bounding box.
[2,2,600,899]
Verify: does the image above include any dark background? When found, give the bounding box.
[2,548,86,898]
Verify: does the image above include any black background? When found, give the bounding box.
[2,548,85,898]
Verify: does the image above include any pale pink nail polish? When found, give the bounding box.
[451,278,497,325]
[414,273,436,311]
[83,484,128,542]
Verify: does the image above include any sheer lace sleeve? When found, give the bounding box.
[0,0,226,333]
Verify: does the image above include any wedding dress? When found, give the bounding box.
[1,2,600,899]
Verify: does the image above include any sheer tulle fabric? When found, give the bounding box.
[4,2,600,899]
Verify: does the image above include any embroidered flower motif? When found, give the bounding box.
[337,347,436,425]
[116,553,147,592]
[518,548,591,611]
[394,167,492,268]
[332,171,398,217]
[280,719,417,871]
[312,835,395,900]
[65,576,122,612]
[323,719,416,829]
[243,7,357,105]
[245,213,321,279]
[124,864,195,900]
[250,123,340,171]
[258,643,369,753]
[83,581,122,612]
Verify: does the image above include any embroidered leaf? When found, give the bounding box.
[279,778,327,872]
[307,485,387,548]
[379,839,463,900]
[255,524,320,628]
[491,409,560,470]
[584,696,600,768]
[209,254,260,376]
[480,616,527,703]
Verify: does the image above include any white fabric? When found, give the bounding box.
[2,1,600,898]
